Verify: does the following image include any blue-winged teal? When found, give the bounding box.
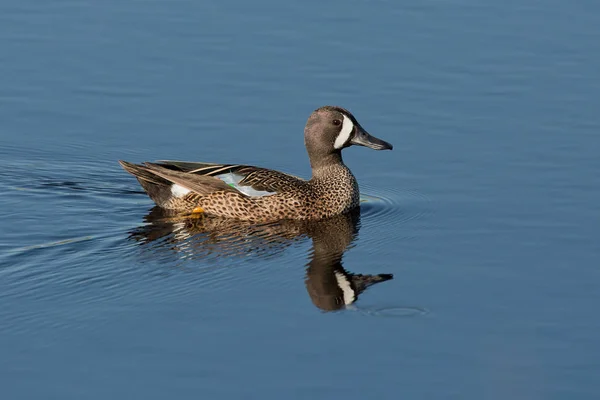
[119,105,392,221]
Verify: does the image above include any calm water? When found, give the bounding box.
[1,0,600,399]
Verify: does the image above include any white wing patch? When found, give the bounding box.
[334,115,354,149]
[216,172,276,197]
[334,271,356,305]
[171,184,191,198]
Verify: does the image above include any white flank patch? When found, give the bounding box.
[333,115,354,149]
[171,184,191,198]
[216,172,275,197]
[334,271,356,305]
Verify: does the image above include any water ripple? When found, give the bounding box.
[360,185,433,223]
[359,184,434,245]
[350,305,429,318]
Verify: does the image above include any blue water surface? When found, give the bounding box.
[1,0,599,399]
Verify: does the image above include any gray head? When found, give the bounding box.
[304,106,392,169]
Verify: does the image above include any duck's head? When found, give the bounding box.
[304,106,392,168]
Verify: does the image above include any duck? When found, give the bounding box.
[119,105,392,222]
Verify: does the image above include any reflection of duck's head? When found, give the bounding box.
[129,207,393,311]
[303,211,393,311]
[306,264,393,312]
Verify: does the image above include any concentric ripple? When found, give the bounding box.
[350,305,429,318]
[359,184,434,227]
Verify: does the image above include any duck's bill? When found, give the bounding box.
[351,127,393,150]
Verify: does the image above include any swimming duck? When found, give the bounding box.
[119,105,392,221]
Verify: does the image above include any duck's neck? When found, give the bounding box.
[310,157,360,215]
[309,151,359,194]
[309,151,344,174]
[310,155,356,186]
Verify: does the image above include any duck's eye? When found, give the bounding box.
[332,119,341,126]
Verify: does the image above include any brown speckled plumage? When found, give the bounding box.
[119,105,393,222]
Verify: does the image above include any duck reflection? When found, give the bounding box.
[129,208,393,311]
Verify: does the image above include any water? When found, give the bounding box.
[1,0,599,398]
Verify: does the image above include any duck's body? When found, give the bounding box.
[120,106,392,222]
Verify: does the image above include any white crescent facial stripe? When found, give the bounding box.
[171,184,191,198]
[334,115,354,149]
[334,271,356,305]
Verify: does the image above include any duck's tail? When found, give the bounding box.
[119,161,175,207]
[119,160,240,209]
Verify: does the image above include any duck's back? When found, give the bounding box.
[253,164,359,221]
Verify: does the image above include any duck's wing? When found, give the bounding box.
[156,160,308,195]
[119,161,237,196]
